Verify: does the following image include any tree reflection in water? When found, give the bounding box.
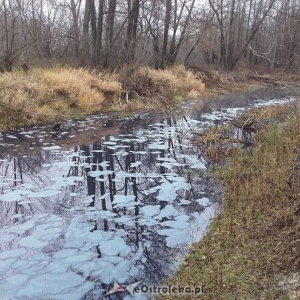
[0,112,220,299]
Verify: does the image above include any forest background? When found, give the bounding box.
[0,0,298,73]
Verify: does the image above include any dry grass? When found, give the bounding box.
[160,101,300,299]
[119,65,205,111]
[237,101,298,127]
[0,65,206,128]
[0,67,121,129]
[191,67,250,94]
[0,65,284,129]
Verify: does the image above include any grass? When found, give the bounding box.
[160,102,300,299]
[119,65,206,111]
[0,65,206,129]
[0,65,298,130]
[0,67,121,129]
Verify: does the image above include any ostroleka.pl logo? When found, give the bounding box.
[104,280,203,297]
[104,280,143,296]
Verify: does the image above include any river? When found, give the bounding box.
[0,86,297,299]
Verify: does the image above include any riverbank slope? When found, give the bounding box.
[0,65,205,130]
[161,100,300,299]
[1,65,294,130]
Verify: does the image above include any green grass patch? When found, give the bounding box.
[161,102,300,299]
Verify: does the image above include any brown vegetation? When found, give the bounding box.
[161,101,300,299]
[119,65,206,111]
[0,67,120,129]
[0,65,206,129]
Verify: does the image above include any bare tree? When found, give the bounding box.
[160,0,171,68]
[93,0,104,64]
[82,0,92,61]
[68,0,82,56]
[103,0,117,68]
[123,0,141,64]
[1,0,299,71]
[0,0,31,71]
[208,0,277,70]
[166,0,196,66]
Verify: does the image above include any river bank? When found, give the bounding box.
[1,64,296,131]
[160,98,300,299]
[0,65,204,130]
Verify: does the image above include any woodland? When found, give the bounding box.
[0,0,299,72]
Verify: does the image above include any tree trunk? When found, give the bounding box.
[161,0,171,68]
[208,0,226,68]
[124,0,140,64]
[167,0,196,66]
[103,0,117,68]
[69,0,81,56]
[82,0,91,61]
[228,0,277,70]
[90,0,97,48]
[93,0,104,65]
[225,0,236,69]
